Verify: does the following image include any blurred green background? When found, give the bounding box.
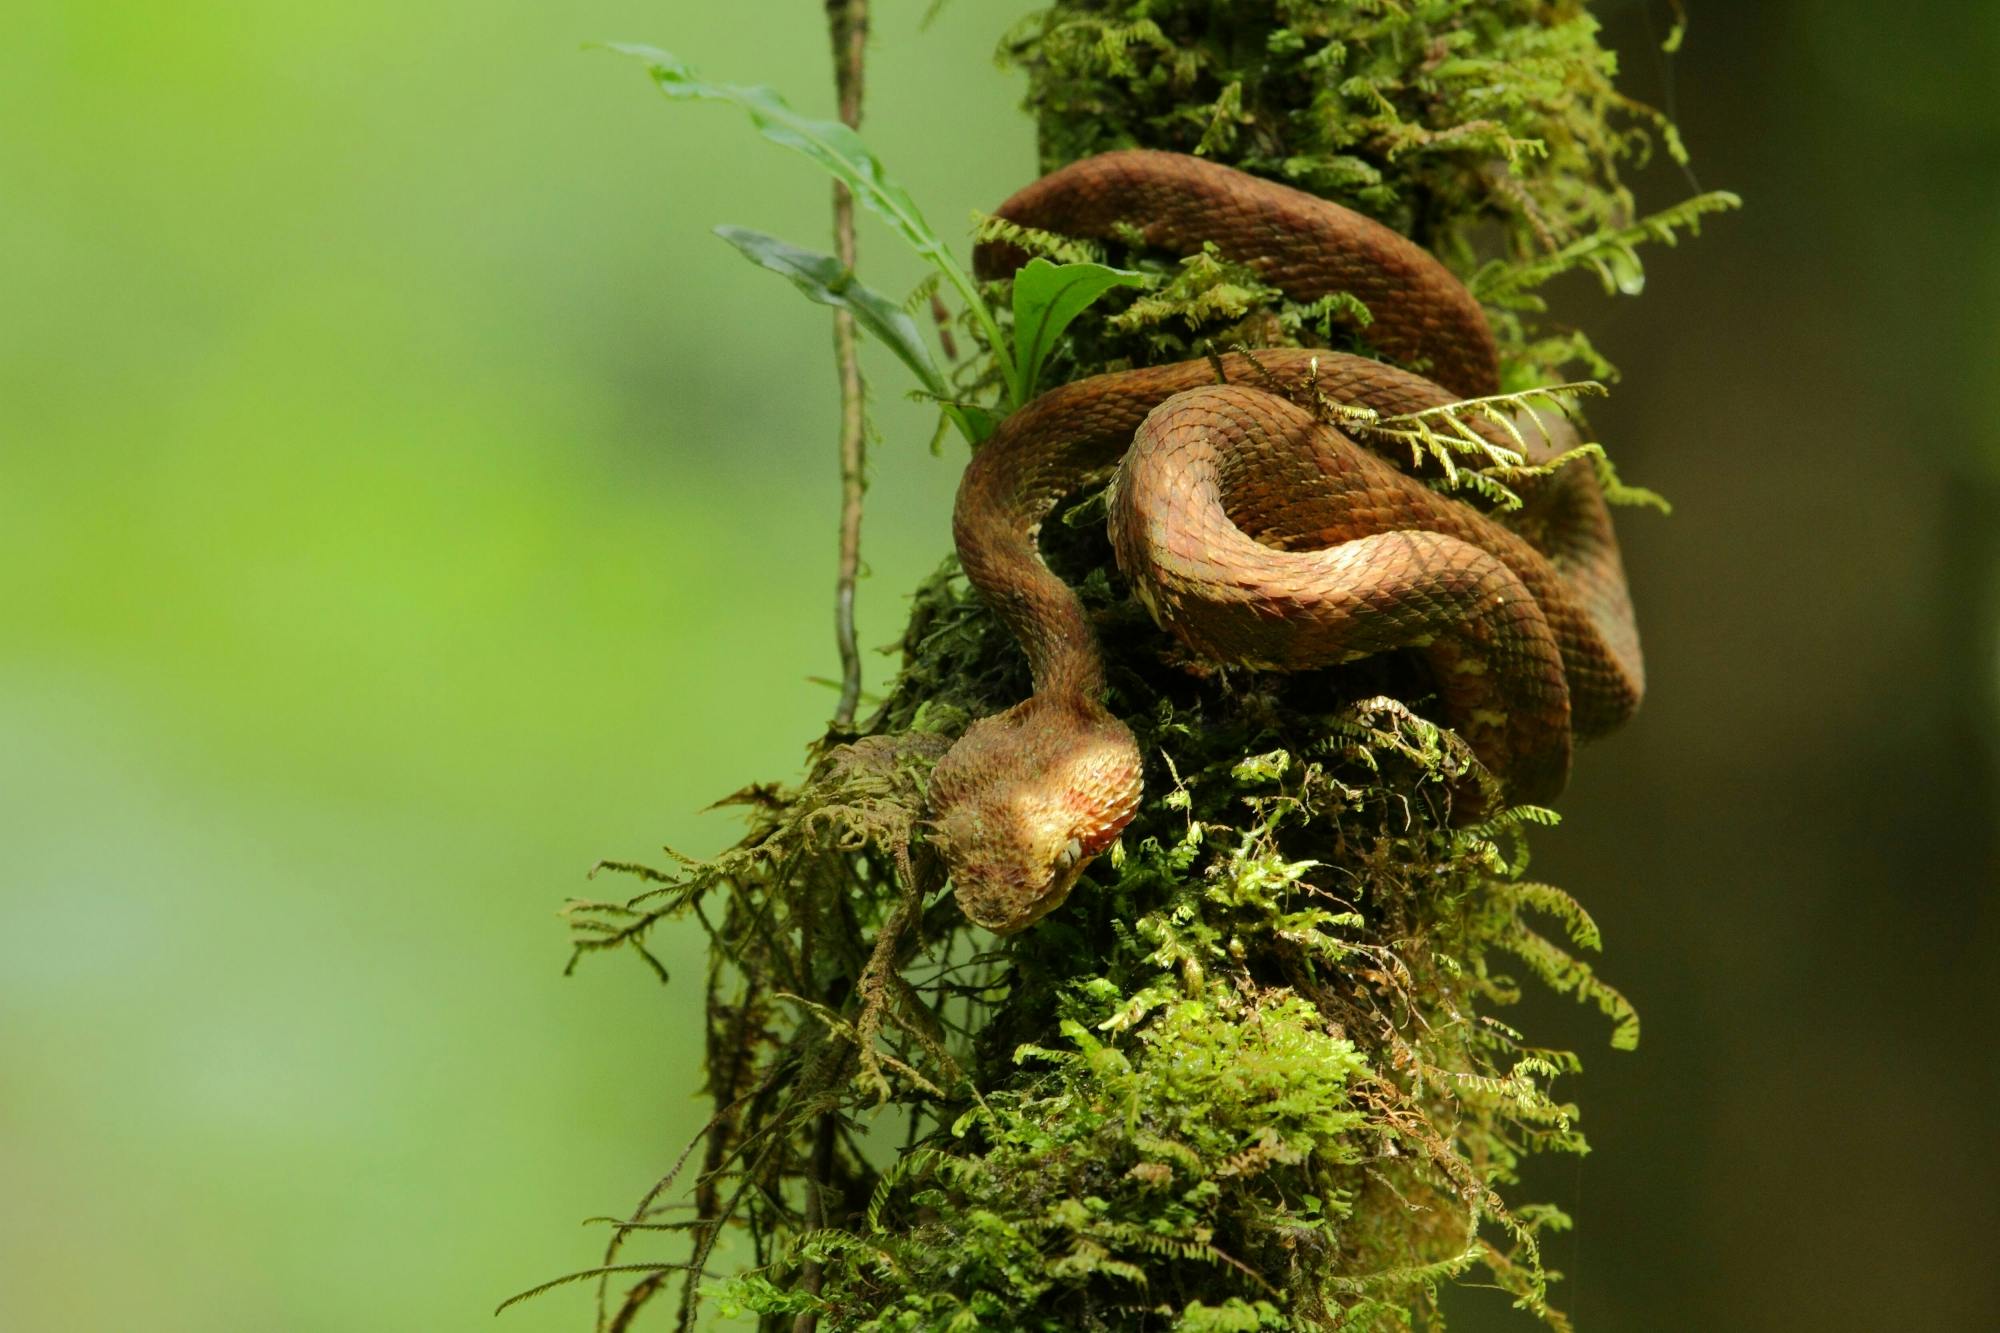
[2,2,1993,1330]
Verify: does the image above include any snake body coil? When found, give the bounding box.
[927,151,1645,933]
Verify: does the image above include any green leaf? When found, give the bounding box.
[715,226,940,392]
[1009,258,1144,400]
[953,404,999,445]
[616,46,935,263]
[713,227,987,447]
[613,44,1018,405]
[1593,245,1647,296]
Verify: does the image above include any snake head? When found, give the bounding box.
[926,697,1143,934]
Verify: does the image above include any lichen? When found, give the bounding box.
[544,4,1724,1329]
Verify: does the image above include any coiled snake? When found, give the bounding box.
[926,151,1645,933]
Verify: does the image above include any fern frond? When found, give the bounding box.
[1474,190,1742,301]
[969,211,1104,267]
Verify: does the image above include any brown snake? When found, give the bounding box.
[926,150,1645,933]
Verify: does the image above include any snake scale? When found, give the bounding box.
[925,150,1645,933]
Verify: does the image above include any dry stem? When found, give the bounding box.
[828,0,870,733]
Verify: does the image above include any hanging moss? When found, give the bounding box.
[541,4,1726,1330]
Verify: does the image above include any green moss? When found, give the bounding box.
[564,663,1627,1327]
[734,994,1372,1330]
[545,4,1724,1329]
[999,0,1736,388]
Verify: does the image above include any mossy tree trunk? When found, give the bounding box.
[563,4,1721,1329]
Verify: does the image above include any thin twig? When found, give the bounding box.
[793,1113,838,1333]
[828,0,870,732]
[803,6,870,1322]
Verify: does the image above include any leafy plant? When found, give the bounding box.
[1007,256,1145,396]
[615,44,1140,441]
[714,225,984,441]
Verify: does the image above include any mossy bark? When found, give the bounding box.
[566,4,1713,1329]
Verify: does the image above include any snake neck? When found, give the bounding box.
[952,407,1117,703]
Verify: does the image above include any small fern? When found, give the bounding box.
[1475,190,1744,302]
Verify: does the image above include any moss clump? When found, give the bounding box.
[689,710,1632,1331]
[1008,1,1663,245]
[544,4,1722,1330]
[997,0,1735,390]
[736,993,1374,1331]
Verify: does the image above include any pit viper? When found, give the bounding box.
[925,150,1644,933]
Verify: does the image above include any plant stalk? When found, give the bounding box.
[828,0,870,733]
[804,1,870,1322]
